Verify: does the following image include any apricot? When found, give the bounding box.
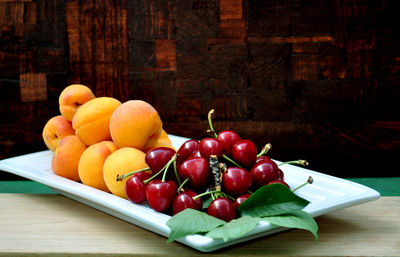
[72,97,121,146]
[42,115,75,152]
[103,147,148,199]
[52,135,87,181]
[109,100,163,151]
[149,129,175,151]
[59,84,95,121]
[78,141,118,192]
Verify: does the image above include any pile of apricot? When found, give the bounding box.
[42,84,173,196]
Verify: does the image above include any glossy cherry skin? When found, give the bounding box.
[268,179,290,188]
[223,167,253,195]
[234,193,251,209]
[217,130,241,156]
[231,139,258,168]
[256,155,271,163]
[146,179,177,212]
[277,168,284,180]
[177,139,199,164]
[198,138,225,159]
[172,189,203,214]
[125,171,152,204]
[145,147,176,174]
[178,157,209,188]
[207,197,236,222]
[250,159,280,187]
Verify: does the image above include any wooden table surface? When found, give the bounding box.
[0,194,399,257]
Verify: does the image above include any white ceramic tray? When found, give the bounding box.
[0,135,380,252]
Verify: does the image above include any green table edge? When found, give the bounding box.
[0,178,399,196]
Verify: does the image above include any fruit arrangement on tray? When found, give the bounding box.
[42,85,318,243]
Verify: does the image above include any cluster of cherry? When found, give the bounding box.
[117,110,303,222]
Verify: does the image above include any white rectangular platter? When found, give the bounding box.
[0,134,380,252]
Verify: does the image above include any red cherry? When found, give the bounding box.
[199,138,225,159]
[223,167,253,195]
[256,155,271,163]
[177,139,199,164]
[250,159,280,187]
[234,193,251,209]
[217,130,241,156]
[146,179,177,212]
[277,168,284,180]
[145,147,176,174]
[125,172,152,204]
[232,139,258,168]
[178,157,209,188]
[188,149,202,159]
[207,197,236,222]
[268,179,290,188]
[172,189,203,214]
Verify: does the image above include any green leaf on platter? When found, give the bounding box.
[238,183,310,217]
[166,208,226,243]
[262,210,319,240]
[206,216,261,242]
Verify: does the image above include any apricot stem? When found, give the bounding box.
[257,143,272,158]
[207,109,218,138]
[278,160,309,166]
[292,176,313,193]
[116,167,151,181]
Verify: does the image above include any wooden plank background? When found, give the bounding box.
[0,0,399,179]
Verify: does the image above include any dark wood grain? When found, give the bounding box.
[0,0,399,179]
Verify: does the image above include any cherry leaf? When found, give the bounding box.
[262,210,319,240]
[166,208,226,243]
[238,183,310,217]
[206,216,261,242]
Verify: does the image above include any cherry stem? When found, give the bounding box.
[173,158,181,186]
[207,109,218,138]
[292,176,314,193]
[278,160,309,166]
[116,167,151,181]
[222,154,243,168]
[177,178,189,192]
[143,154,177,184]
[192,190,220,200]
[257,143,272,158]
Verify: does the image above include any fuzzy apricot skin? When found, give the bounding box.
[42,115,75,152]
[59,84,95,121]
[51,135,87,181]
[103,147,148,199]
[72,97,121,146]
[78,141,118,192]
[109,100,163,151]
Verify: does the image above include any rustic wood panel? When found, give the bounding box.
[0,0,399,179]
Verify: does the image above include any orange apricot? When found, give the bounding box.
[51,135,87,181]
[78,141,118,192]
[72,97,121,146]
[103,147,148,199]
[109,100,163,151]
[42,115,75,152]
[59,84,95,121]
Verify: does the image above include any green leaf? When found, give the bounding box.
[262,210,319,240]
[239,183,310,217]
[206,216,261,242]
[166,208,226,243]
[202,196,213,210]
